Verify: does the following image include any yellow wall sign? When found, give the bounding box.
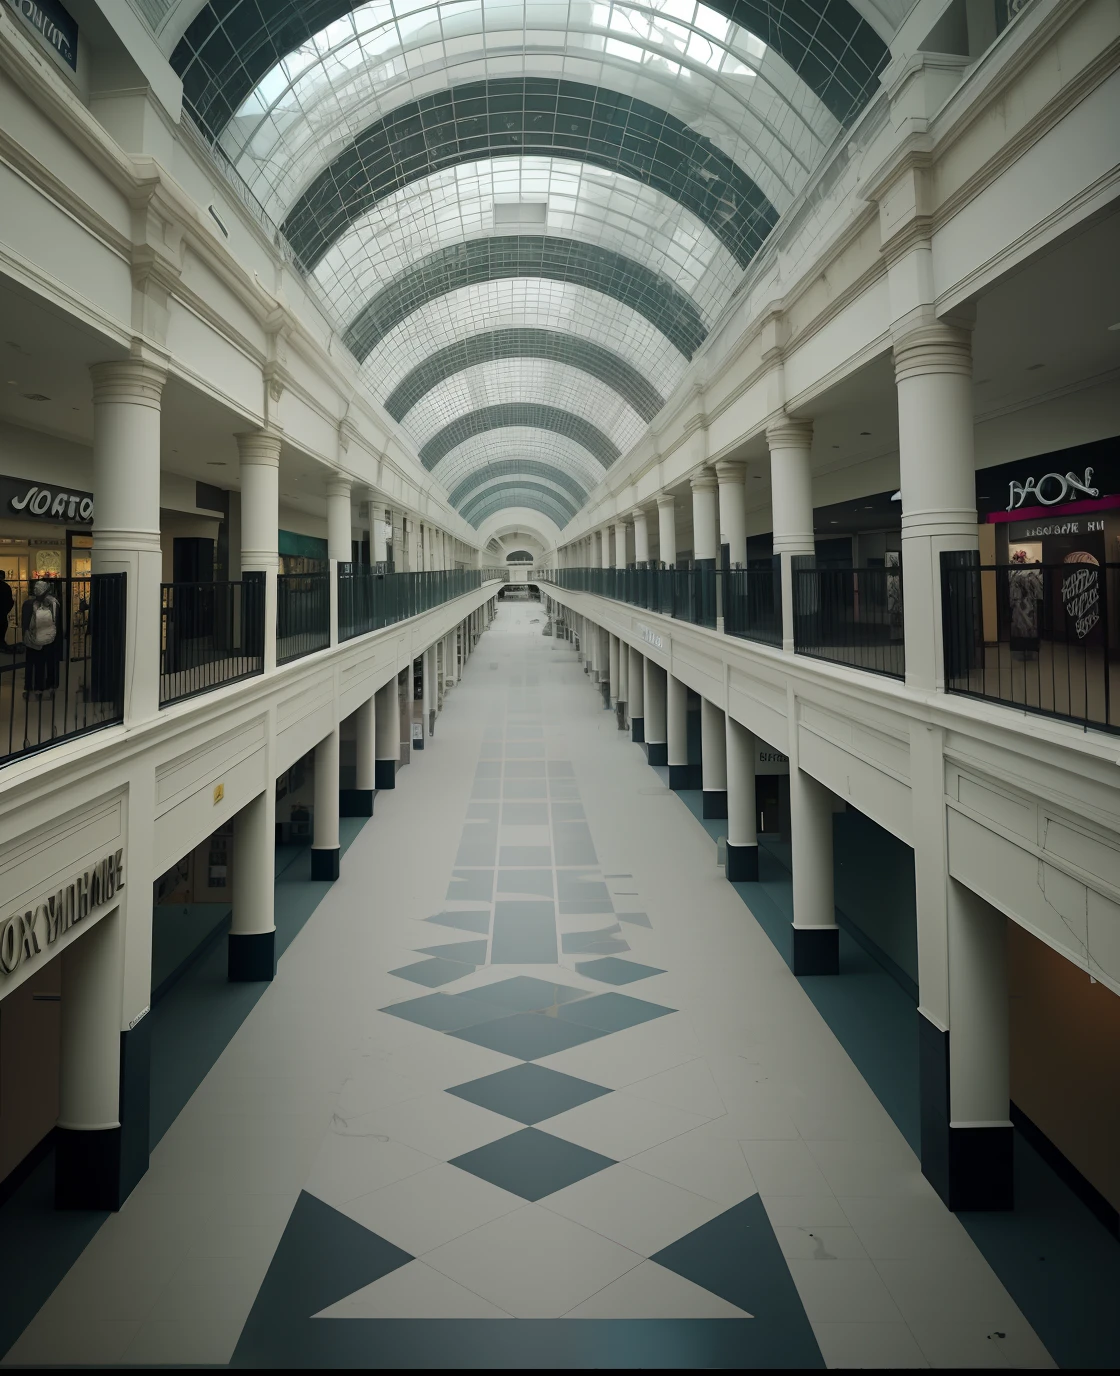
[213,782,225,805]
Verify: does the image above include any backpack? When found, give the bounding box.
[25,600,56,649]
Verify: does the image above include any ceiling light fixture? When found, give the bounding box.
[1027,362,1044,370]
[860,430,871,436]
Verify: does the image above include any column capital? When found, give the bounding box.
[714,459,747,485]
[614,515,631,529]
[326,475,353,499]
[90,358,167,409]
[690,467,718,493]
[628,506,648,524]
[235,427,283,466]
[893,319,973,383]
[766,416,814,450]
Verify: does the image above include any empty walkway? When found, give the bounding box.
[5,604,1051,1368]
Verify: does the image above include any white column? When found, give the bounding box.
[667,672,689,789]
[355,694,376,794]
[600,528,612,570]
[609,633,620,704]
[237,428,281,673]
[618,633,629,706]
[614,519,629,569]
[628,645,644,741]
[326,477,351,649]
[657,495,677,567]
[895,322,977,691]
[313,728,341,879]
[700,697,727,818]
[767,417,815,653]
[375,677,399,788]
[90,358,166,724]
[229,788,277,981]
[371,501,388,566]
[716,460,747,567]
[424,643,436,741]
[790,767,837,974]
[690,472,719,562]
[726,716,758,880]
[632,508,650,565]
[56,906,128,1208]
[644,658,667,764]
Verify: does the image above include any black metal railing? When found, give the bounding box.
[160,573,265,705]
[1,574,125,767]
[723,565,783,647]
[542,564,760,636]
[277,571,330,664]
[942,554,1120,732]
[338,567,505,641]
[792,560,905,678]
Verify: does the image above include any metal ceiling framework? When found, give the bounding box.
[171,0,890,533]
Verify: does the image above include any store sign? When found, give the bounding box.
[1014,517,1104,539]
[756,748,789,776]
[1007,467,1098,511]
[638,623,664,651]
[0,850,123,981]
[1,477,93,523]
[3,0,77,70]
[1061,565,1101,640]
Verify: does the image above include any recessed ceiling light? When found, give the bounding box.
[829,520,838,524]
[207,461,226,466]
[22,392,49,402]
[859,431,871,436]
[1027,362,1044,370]
[975,377,992,384]
[832,443,840,449]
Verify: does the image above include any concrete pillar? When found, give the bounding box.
[690,472,719,563]
[894,322,977,691]
[55,905,140,1210]
[343,695,375,817]
[609,633,620,704]
[375,678,399,788]
[614,519,629,568]
[424,643,436,742]
[632,508,650,566]
[656,494,677,567]
[700,698,727,818]
[767,418,814,653]
[667,673,689,790]
[790,767,836,974]
[372,501,388,566]
[312,728,341,879]
[726,716,758,879]
[237,428,281,673]
[90,358,167,723]
[229,788,277,981]
[600,528,612,570]
[326,477,351,649]
[716,460,747,567]
[628,644,644,742]
[617,632,629,709]
[644,658,667,765]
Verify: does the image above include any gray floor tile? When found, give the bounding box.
[448,1063,611,1124]
[504,760,546,777]
[474,761,501,778]
[554,822,598,866]
[547,762,575,777]
[458,976,589,1013]
[576,957,665,985]
[446,870,493,901]
[380,992,510,1032]
[418,941,489,965]
[491,901,557,963]
[499,846,553,867]
[550,802,585,821]
[450,1011,607,1060]
[466,802,499,822]
[496,870,554,898]
[617,912,653,928]
[505,742,545,759]
[450,1128,615,1201]
[502,804,549,825]
[561,928,632,955]
[559,992,675,1032]
[388,958,476,988]
[424,911,490,935]
[502,780,547,799]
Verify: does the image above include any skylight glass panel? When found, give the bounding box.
[430,429,607,494]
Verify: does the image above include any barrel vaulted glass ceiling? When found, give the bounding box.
[173,0,891,531]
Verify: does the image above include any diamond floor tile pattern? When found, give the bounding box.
[447,1062,611,1123]
[389,957,476,988]
[450,1127,616,1201]
[559,991,676,1033]
[457,975,588,1013]
[575,956,665,984]
[450,1009,607,1060]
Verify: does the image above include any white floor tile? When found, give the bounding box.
[540,1089,710,1160]
[344,1089,517,1161]
[773,1225,869,1261]
[340,1161,523,1255]
[812,1321,930,1369]
[627,1122,758,1206]
[566,1260,751,1318]
[536,1012,699,1088]
[303,1128,437,1209]
[740,1139,836,1197]
[423,1204,643,1318]
[786,1258,905,1324]
[542,1162,721,1255]
[313,1260,511,1318]
[625,1057,728,1118]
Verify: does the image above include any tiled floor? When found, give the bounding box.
[4,604,1056,1368]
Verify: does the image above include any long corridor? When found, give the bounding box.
[7,604,1051,1369]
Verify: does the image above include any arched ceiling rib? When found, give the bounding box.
[279,78,777,274]
[430,430,607,497]
[448,461,592,509]
[420,403,619,471]
[403,359,646,458]
[462,482,579,528]
[461,472,588,516]
[384,328,664,424]
[344,236,708,362]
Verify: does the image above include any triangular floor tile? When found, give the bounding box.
[313,1259,509,1318]
[566,1259,751,1318]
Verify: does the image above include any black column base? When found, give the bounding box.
[726,842,759,881]
[668,764,690,791]
[56,1022,151,1211]
[919,1013,1014,1210]
[703,789,728,819]
[311,847,340,880]
[228,930,276,982]
[645,741,667,766]
[339,788,374,817]
[791,926,839,975]
[631,715,645,744]
[601,682,612,709]
[375,759,396,789]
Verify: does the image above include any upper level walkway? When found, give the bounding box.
[1,602,1069,1369]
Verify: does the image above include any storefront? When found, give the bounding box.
[0,474,93,650]
[278,530,327,575]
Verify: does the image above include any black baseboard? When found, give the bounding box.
[645,741,668,766]
[702,789,728,819]
[1011,1103,1119,1237]
[413,735,425,750]
[668,764,690,791]
[919,1011,1014,1211]
[228,929,276,983]
[631,715,645,744]
[339,788,374,817]
[55,1127,123,1210]
[726,842,759,882]
[310,847,340,881]
[374,759,396,789]
[601,682,612,709]
[117,1020,151,1205]
[791,925,839,976]
[0,1126,57,1207]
